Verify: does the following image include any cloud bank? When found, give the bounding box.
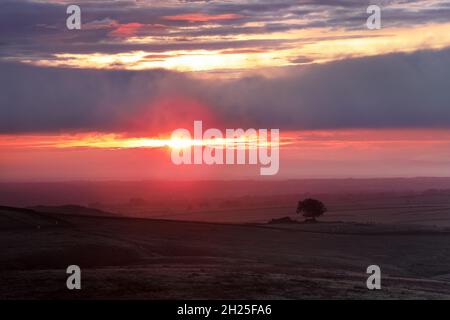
[1,48,450,134]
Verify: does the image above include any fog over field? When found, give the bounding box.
[1,178,450,299]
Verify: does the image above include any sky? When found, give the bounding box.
[1,0,450,181]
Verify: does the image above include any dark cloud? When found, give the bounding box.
[1,48,450,133]
[1,0,450,59]
[209,48,450,130]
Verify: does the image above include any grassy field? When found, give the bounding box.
[1,202,450,299]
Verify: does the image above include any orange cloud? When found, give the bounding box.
[163,13,243,22]
[109,22,144,37]
[109,22,167,38]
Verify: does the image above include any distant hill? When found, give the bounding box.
[2,178,450,207]
[28,205,119,217]
[0,206,64,230]
[0,205,118,230]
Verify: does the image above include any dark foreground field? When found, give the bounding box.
[1,206,450,299]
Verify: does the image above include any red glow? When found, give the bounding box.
[163,13,243,22]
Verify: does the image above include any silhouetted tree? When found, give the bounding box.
[296,198,327,222]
